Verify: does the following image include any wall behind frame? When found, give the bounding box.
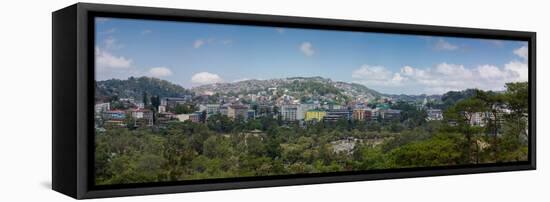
[0,0,547,201]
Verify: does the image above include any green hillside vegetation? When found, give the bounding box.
[281,80,342,96]
[96,76,193,102]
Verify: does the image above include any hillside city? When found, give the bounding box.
[95,77,454,131]
[94,76,528,185]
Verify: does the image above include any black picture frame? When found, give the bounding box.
[52,2,536,199]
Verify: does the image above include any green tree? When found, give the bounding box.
[444,97,486,163]
[150,95,160,110]
[389,134,463,167]
[142,91,148,106]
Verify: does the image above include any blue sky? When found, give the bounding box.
[95,17,528,95]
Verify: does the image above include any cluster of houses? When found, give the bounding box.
[94,95,448,130]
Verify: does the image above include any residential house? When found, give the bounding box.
[426,109,443,121]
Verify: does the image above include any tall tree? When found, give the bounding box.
[142,91,148,107]
[444,97,486,163]
[475,90,505,160]
[150,95,160,111]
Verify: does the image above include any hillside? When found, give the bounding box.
[95,76,193,102]
[191,76,383,100]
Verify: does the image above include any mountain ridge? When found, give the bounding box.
[191,76,384,100]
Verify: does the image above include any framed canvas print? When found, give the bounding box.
[52,3,536,199]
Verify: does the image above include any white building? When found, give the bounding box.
[94,103,110,114]
[158,105,166,113]
[426,109,443,121]
[469,112,491,126]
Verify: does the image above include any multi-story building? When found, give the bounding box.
[281,104,298,121]
[255,105,273,117]
[130,109,154,126]
[205,104,221,117]
[297,103,316,120]
[94,103,110,114]
[371,108,380,120]
[352,108,373,121]
[426,109,443,121]
[102,110,126,120]
[163,97,188,109]
[219,104,230,117]
[305,110,327,121]
[176,113,201,123]
[380,109,401,120]
[99,110,126,128]
[156,112,178,125]
[228,104,249,120]
[119,98,134,103]
[324,109,352,122]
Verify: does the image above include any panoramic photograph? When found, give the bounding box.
[94,17,529,185]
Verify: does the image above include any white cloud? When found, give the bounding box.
[148,67,172,77]
[435,63,472,79]
[352,65,392,80]
[191,72,223,84]
[95,47,132,70]
[505,60,528,81]
[275,28,285,34]
[193,39,205,48]
[514,45,528,60]
[400,66,415,76]
[300,42,315,56]
[353,60,528,94]
[477,65,507,79]
[434,38,458,51]
[352,65,403,86]
[391,73,405,83]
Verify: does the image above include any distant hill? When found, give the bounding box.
[96,76,479,107]
[388,94,442,103]
[191,76,383,100]
[95,77,193,102]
